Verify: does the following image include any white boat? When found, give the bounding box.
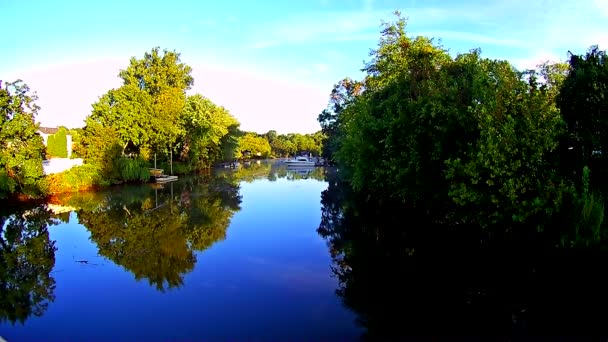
[285,156,315,167]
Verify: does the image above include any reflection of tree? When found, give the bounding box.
[61,176,241,292]
[319,173,608,338]
[214,161,327,183]
[216,161,272,183]
[0,205,56,324]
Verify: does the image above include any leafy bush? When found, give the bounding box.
[157,160,193,175]
[118,158,151,182]
[573,167,605,245]
[43,164,109,194]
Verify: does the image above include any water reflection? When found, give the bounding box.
[0,205,57,324]
[319,171,608,339]
[53,175,242,292]
[216,159,326,182]
[0,161,332,331]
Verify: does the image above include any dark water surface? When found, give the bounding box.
[0,162,360,341]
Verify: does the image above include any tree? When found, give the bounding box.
[445,61,565,227]
[0,80,46,198]
[119,47,193,97]
[238,133,271,159]
[331,13,566,230]
[557,46,608,181]
[317,78,363,162]
[178,94,240,168]
[84,47,193,160]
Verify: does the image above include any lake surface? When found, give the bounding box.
[0,161,361,341]
[5,160,608,340]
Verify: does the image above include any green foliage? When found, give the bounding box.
[78,122,123,182]
[265,132,323,157]
[557,46,608,181]
[68,128,83,158]
[239,133,271,159]
[85,47,193,160]
[567,166,606,246]
[220,124,242,161]
[445,63,565,227]
[157,160,193,175]
[118,158,151,182]
[178,94,240,168]
[327,13,572,232]
[119,46,193,96]
[46,127,68,158]
[81,48,243,180]
[43,163,110,194]
[0,80,46,198]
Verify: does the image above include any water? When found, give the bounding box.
[319,171,608,340]
[0,162,361,341]
[6,161,608,340]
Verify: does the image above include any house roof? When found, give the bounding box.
[38,127,59,134]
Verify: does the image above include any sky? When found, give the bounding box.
[1,0,607,134]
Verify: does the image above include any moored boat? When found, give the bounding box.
[285,156,315,167]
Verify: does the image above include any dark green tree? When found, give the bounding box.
[317,78,363,163]
[557,46,608,181]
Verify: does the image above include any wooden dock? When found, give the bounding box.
[155,175,178,183]
[148,168,178,183]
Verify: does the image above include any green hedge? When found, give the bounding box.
[47,128,68,158]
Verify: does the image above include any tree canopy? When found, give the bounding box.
[0,80,46,198]
[319,12,605,237]
[83,47,193,159]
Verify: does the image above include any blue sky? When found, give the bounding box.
[2,0,607,133]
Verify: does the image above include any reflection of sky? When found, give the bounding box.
[2,177,360,341]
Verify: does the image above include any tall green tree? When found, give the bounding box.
[331,13,566,230]
[557,46,608,180]
[0,80,46,198]
[178,94,240,168]
[84,47,193,160]
[445,62,565,227]
[317,78,363,162]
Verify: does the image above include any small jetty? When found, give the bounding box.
[156,175,178,183]
[148,168,178,183]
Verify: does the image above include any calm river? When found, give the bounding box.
[0,161,361,341]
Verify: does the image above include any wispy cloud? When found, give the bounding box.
[246,10,389,49]
[415,31,523,48]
